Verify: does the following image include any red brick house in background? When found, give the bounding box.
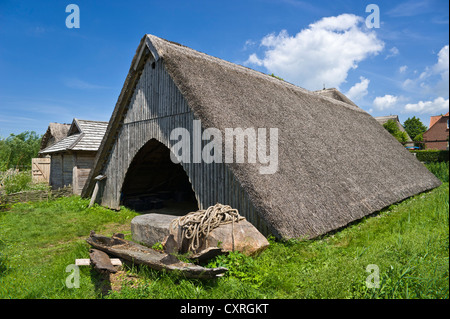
[423,112,449,150]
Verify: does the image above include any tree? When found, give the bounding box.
[382,119,409,144]
[0,131,42,171]
[414,132,425,149]
[403,116,427,141]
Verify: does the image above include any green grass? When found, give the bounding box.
[0,183,448,299]
[0,196,138,298]
[425,162,449,183]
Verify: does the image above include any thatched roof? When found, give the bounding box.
[39,119,108,154]
[83,34,441,239]
[40,122,71,151]
[314,88,358,107]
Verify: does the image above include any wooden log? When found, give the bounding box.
[89,248,118,273]
[86,231,227,279]
[190,247,225,263]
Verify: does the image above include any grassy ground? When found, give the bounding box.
[0,168,448,299]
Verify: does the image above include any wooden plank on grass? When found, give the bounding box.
[75,258,123,266]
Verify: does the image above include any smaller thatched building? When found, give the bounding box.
[39,118,108,194]
[39,122,71,155]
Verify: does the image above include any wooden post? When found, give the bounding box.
[89,175,106,208]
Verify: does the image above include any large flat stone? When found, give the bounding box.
[131,213,178,247]
[169,218,270,256]
[199,219,270,256]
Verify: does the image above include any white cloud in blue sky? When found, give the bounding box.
[245,14,384,90]
[345,76,370,102]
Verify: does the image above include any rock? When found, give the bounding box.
[131,213,178,247]
[131,213,270,257]
[199,219,270,256]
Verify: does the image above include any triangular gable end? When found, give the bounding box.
[68,118,83,136]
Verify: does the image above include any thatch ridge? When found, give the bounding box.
[314,88,358,107]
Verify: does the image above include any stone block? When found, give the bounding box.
[131,213,178,247]
[200,219,270,256]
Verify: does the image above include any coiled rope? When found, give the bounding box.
[170,203,245,253]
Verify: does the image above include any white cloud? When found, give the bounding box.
[404,97,449,114]
[246,53,263,66]
[433,45,449,74]
[373,94,399,111]
[399,65,408,73]
[245,14,384,90]
[345,76,370,101]
[433,45,449,95]
[385,47,399,59]
[402,44,449,97]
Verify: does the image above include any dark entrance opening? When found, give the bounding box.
[121,138,198,215]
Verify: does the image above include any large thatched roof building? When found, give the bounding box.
[82,34,441,239]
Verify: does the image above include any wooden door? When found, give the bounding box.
[31,157,51,183]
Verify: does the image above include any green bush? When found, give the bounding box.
[425,162,449,183]
[383,119,409,144]
[2,171,32,194]
[410,150,449,162]
[1,170,48,194]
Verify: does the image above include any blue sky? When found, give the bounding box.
[0,0,448,137]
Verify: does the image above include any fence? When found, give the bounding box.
[0,186,73,208]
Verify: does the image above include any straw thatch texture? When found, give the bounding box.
[40,123,70,151]
[83,34,441,239]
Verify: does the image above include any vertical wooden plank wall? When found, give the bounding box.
[100,58,270,236]
[73,153,96,195]
[49,154,62,189]
[62,154,73,188]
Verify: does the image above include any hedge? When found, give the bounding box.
[410,150,449,162]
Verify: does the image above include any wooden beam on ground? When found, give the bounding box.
[75,258,123,266]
